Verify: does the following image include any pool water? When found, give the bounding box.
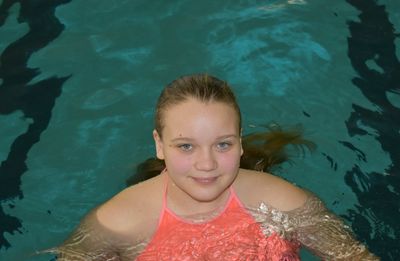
[0,0,399,260]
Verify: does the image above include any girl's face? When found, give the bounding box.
[153,98,243,205]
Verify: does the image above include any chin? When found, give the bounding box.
[188,187,228,203]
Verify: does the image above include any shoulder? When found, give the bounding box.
[95,174,164,236]
[234,168,308,212]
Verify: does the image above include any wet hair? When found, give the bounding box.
[155,74,241,138]
[126,74,315,186]
[240,124,316,171]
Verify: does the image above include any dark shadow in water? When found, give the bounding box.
[343,0,400,260]
[0,0,71,249]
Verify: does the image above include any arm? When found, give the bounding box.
[54,210,122,261]
[289,193,379,260]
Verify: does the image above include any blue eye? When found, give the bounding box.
[179,144,193,151]
[217,142,231,151]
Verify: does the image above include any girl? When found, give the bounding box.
[53,74,379,260]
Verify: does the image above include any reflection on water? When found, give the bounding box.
[0,0,71,249]
[343,0,400,260]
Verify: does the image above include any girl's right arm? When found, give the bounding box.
[55,209,122,261]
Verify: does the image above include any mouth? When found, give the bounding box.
[191,176,219,185]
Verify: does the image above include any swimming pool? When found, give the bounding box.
[0,0,399,260]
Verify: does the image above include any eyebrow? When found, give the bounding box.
[171,134,238,143]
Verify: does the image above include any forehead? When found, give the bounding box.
[162,99,240,136]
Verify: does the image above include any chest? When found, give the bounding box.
[135,200,300,261]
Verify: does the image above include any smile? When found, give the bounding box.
[191,176,219,184]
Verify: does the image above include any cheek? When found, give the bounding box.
[165,152,192,173]
[218,151,241,171]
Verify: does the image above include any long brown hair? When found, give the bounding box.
[126,74,315,186]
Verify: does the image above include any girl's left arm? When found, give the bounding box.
[288,193,379,260]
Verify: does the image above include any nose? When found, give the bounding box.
[194,148,217,171]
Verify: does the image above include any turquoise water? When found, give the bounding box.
[0,0,399,260]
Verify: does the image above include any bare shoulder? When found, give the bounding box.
[234,168,308,212]
[95,174,163,235]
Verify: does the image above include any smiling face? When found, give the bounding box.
[153,98,243,209]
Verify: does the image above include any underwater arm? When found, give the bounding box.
[53,210,122,261]
[291,193,380,260]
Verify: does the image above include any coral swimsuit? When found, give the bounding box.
[135,179,300,261]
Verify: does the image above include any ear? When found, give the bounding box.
[240,128,244,156]
[153,129,165,160]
